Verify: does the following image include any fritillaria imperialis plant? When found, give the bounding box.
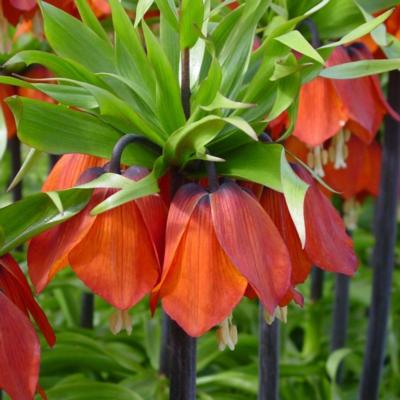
[1,0,400,399]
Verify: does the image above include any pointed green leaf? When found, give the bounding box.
[164,116,226,165]
[135,0,155,27]
[223,117,258,141]
[201,92,255,111]
[4,51,107,88]
[7,148,43,191]
[41,2,115,73]
[142,22,185,133]
[109,0,155,108]
[155,0,178,31]
[280,152,308,248]
[320,59,400,79]
[75,0,109,41]
[275,31,324,64]
[91,173,159,215]
[0,189,91,255]
[320,8,393,48]
[46,191,64,214]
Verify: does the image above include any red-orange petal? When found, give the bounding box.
[0,291,40,400]
[27,190,105,293]
[1,84,17,139]
[210,182,291,315]
[293,76,348,146]
[160,196,247,337]
[323,135,369,199]
[42,153,105,191]
[260,189,312,286]
[68,192,160,310]
[296,166,358,275]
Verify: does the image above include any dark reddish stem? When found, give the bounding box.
[8,136,22,202]
[80,292,94,329]
[160,48,197,400]
[310,268,324,302]
[359,70,400,400]
[258,306,280,400]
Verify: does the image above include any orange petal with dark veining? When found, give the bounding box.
[260,189,312,286]
[42,153,105,191]
[293,76,348,146]
[27,190,105,293]
[69,191,160,310]
[160,196,247,337]
[296,166,358,275]
[210,182,291,315]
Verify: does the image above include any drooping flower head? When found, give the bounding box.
[28,154,167,321]
[155,181,292,337]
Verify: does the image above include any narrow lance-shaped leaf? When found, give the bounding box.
[4,51,108,89]
[109,0,155,108]
[40,2,115,73]
[275,31,324,64]
[75,0,109,41]
[142,22,186,133]
[319,8,393,49]
[320,59,400,79]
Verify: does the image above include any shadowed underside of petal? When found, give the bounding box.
[293,77,348,146]
[69,197,160,310]
[27,192,104,293]
[42,154,105,191]
[210,182,291,315]
[295,166,358,275]
[260,189,312,286]
[0,292,40,400]
[324,136,368,199]
[157,183,208,289]
[161,197,247,337]
[124,168,168,267]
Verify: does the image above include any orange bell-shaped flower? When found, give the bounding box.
[28,156,167,311]
[260,165,358,302]
[156,182,292,337]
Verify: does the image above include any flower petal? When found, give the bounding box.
[124,167,168,266]
[0,255,55,346]
[160,197,247,337]
[260,189,312,286]
[295,166,358,275]
[27,190,105,293]
[210,182,291,315]
[42,153,105,191]
[293,76,348,146]
[69,193,160,310]
[1,84,17,139]
[0,292,40,400]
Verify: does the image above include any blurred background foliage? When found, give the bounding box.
[1,147,399,400]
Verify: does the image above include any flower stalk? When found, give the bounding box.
[8,136,22,202]
[359,70,400,400]
[160,47,197,400]
[80,292,94,329]
[258,306,280,400]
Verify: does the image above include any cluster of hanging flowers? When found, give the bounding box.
[269,42,399,228]
[27,144,358,339]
